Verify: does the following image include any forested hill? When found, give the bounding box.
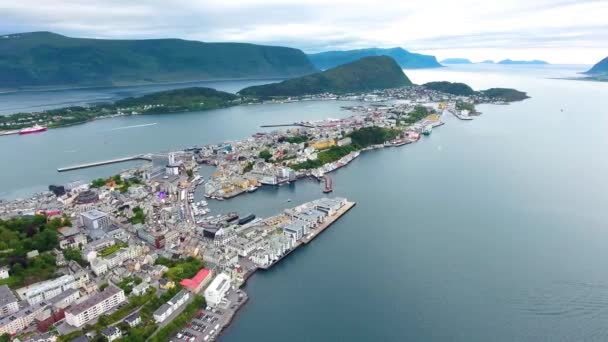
[0,32,318,88]
[238,56,412,97]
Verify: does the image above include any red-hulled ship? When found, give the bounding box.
[19,124,47,135]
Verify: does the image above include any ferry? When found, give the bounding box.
[19,124,48,135]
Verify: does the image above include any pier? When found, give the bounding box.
[57,154,152,172]
[449,109,474,121]
[260,122,315,128]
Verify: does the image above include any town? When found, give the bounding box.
[0,85,499,342]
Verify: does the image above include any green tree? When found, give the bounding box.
[259,149,272,162]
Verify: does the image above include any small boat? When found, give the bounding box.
[422,125,432,136]
[247,185,258,193]
[323,175,333,193]
[286,199,292,203]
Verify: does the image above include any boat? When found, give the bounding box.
[323,175,333,193]
[238,213,256,225]
[19,124,47,135]
[247,185,259,193]
[422,125,432,136]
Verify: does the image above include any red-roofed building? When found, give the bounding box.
[180,268,213,293]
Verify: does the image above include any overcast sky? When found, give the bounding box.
[1,0,606,64]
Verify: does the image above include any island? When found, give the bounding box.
[440,58,473,64]
[423,81,529,102]
[0,87,240,131]
[497,59,549,65]
[238,56,412,98]
[307,47,441,70]
[0,31,317,89]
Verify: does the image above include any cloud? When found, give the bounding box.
[0,0,606,63]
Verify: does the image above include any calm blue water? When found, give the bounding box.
[0,78,279,115]
[3,64,608,341]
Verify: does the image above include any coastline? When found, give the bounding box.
[215,201,356,341]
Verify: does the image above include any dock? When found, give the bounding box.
[57,154,152,172]
[449,109,474,121]
[258,201,356,270]
[260,122,315,128]
[302,201,356,244]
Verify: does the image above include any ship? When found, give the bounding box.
[19,124,47,135]
[323,175,333,193]
[422,125,432,136]
[238,213,256,225]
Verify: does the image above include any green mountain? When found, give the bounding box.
[585,57,608,75]
[497,59,548,65]
[423,81,475,95]
[423,81,528,102]
[238,56,412,97]
[307,47,441,70]
[0,32,317,88]
[440,58,472,64]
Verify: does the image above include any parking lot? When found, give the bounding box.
[171,289,248,342]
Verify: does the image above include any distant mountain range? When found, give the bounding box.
[585,57,608,75]
[440,58,549,65]
[239,56,412,97]
[307,48,441,70]
[497,59,548,65]
[440,58,472,64]
[0,32,318,88]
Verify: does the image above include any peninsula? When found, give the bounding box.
[0,71,530,342]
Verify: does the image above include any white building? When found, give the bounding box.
[91,245,145,276]
[80,209,110,230]
[101,326,122,341]
[153,290,190,323]
[65,286,126,327]
[16,273,88,305]
[0,302,47,335]
[204,273,231,307]
[0,285,19,317]
[131,282,150,296]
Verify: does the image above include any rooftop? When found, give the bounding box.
[180,268,211,289]
[0,285,17,306]
[80,209,108,220]
[66,285,122,316]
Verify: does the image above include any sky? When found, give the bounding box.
[1,0,607,64]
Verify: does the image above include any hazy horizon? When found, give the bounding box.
[1,0,606,64]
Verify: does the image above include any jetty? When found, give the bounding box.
[449,109,474,121]
[260,122,315,128]
[57,154,152,172]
